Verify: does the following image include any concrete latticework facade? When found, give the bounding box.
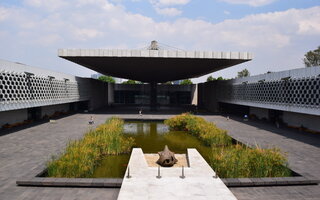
[198,67,320,131]
[225,76,320,108]
[0,60,91,112]
[0,59,114,127]
[0,70,89,112]
[221,67,320,115]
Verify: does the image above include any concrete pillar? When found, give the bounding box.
[191,84,198,105]
[108,83,114,105]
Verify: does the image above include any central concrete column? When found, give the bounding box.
[150,82,157,111]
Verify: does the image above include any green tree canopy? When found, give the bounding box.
[304,46,320,67]
[122,80,142,84]
[207,75,216,82]
[98,75,115,83]
[180,79,193,85]
[217,76,224,80]
[207,75,227,81]
[237,69,250,78]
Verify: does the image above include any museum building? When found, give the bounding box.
[0,45,319,132]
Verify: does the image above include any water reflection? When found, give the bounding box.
[123,122,169,135]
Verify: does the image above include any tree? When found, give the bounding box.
[217,76,224,80]
[304,46,320,67]
[180,79,193,85]
[207,75,227,81]
[237,69,250,78]
[122,80,142,84]
[207,75,216,82]
[98,75,115,83]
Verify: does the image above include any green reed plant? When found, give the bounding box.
[164,113,232,146]
[47,118,134,178]
[165,113,291,178]
[210,144,291,178]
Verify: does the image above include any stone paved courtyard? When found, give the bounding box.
[0,111,319,200]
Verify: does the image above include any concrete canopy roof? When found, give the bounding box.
[58,49,253,83]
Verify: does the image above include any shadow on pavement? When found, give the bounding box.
[228,114,320,148]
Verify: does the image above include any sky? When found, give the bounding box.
[0,0,319,83]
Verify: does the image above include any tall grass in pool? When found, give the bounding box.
[47,118,134,178]
[210,144,291,178]
[164,113,232,146]
[165,113,291,178]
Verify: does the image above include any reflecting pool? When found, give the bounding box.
[91,121,211,178]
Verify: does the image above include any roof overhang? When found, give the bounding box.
[58,49,253,83]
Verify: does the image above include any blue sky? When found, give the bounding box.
[0,0,319,82]
[121,0,320,23]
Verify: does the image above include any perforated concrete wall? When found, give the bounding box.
[220,77,320,107]
[216,67,320,116]
[0,70,90,112]
[198,67,320,116]
[0,60,90,112]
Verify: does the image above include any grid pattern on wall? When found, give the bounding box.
[219,76,320,108]
[0,70,89,111]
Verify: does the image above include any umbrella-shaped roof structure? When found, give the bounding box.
[58,45,252,83]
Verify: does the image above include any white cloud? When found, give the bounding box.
[24,0,68,11]
[298,19,320,35]
[151,0,190,6]
[220,0,276,7]
[0,1,319,80]
[155,7,182,16]
[76,0,111,7]
[0,7,9,21]
[150,0,190,16]
[73,28,104,40]
[36,34,62,46]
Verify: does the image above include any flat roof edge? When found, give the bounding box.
[58,49,253,60]
[0,59,79,81]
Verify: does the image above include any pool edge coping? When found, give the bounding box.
[16,164,122,188]
[16,164,319,188]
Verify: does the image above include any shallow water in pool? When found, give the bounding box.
[91,121,211,178]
